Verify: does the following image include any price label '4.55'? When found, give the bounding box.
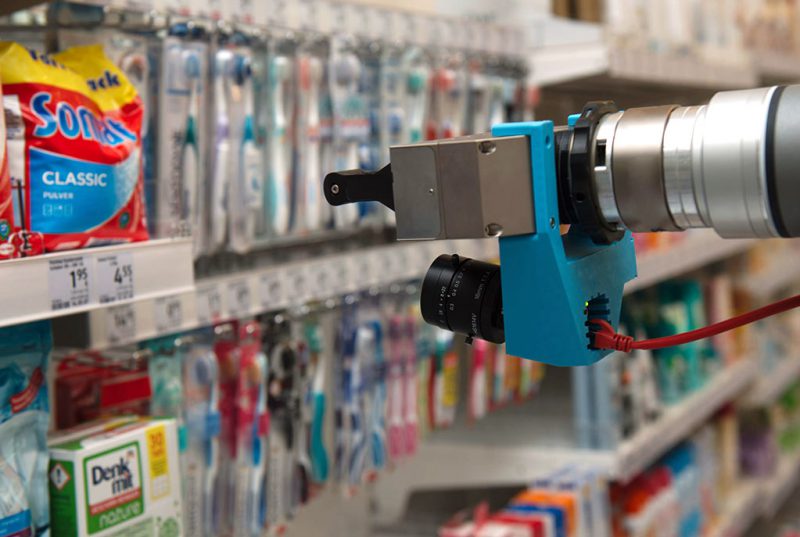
[95,253,134,304]
[49,256,91,311]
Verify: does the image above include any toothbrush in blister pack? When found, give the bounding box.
[182,334,221,537]
[487,75,508,128]
[265,319,297,533]
[403,59,429,144]
[376,47,406,226]
[266,48,294,237]
[157,28,208,245]
[403,313,421,455]
[334,301,358,490]
[295,50,326,233]
[231,322,269,537]
[304,319,329,487]
[365,317,387,475]
[387,316,406,460]
[213,323,241,535]
[251,44,270,240]
[467,61,490,135]
[356,47,383,224]
[228,44,264,254]
[431,62,468,139]
[209,44,234,253]
[290,321,312,508]
[329,36,366,229]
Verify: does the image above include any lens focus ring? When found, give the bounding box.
[421,254,504,344]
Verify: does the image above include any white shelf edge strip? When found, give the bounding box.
[742,356,800,408]
[0,238,194,329]
[762,451,800,518]
[739,250,800,299]
[626,232,754,295]
[706,480,763,537]
[612,359,757,481]
[81,231,757,348]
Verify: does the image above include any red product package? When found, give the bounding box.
[0,75,14,258]
[0,42,148,254]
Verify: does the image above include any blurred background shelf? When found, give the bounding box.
[372,359,756,525]
[740,248,800,300]
[761,451,800,519]
[707,480,763,537]
[743,357,800,408]
[626,232,754,295]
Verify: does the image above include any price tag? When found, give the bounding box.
[95,253,134,304]
[329,257,351,296]
[354,254,376,290]
[49,256,91,311]
[330,2,347,29]
[155,296,183,335]
[237,0,255,24]
[196,284,222,326]
[386,248,407,282]
[289,268,310,305]
[376,250,395,285]
[227,280,252,318]
[297,0,319,32]
[269,0,288,27]
[106,303,136,345]
[259,270,285,311]
[309,259,334,300]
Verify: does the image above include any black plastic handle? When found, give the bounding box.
[323,164,395,211]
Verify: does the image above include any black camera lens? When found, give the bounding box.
[420,254,504,344]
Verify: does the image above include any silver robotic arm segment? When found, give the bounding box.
[593,85,800,239]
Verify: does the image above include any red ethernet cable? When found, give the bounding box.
[589,293,800,352]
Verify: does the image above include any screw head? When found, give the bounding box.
[331,184,340,195]
[549,217,556,228]
[479,140,496,155]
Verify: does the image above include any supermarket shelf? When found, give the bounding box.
[626,231,755,295]
[607,47,757,89]
[1,239,194,329]
[739,249,800,299]
[530,42,609,86]
[756,51,800,82]
[742,357,800,408]
[706,480,763,537]
[611,359,757,481]
[529,18,758,90]
[762,451,800,518]
[372,360,756,525]
[0,0,45,16]
[54,239,497,349]
[285,486,372,537]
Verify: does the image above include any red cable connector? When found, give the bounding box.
[589,292,800,353]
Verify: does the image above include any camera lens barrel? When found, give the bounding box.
[420,254,504,344]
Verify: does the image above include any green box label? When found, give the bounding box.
[83,442,144,534]
[49,459,77,537]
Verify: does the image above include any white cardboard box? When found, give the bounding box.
[49,418,183,537]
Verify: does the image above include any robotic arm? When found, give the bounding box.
[324,86,800,366]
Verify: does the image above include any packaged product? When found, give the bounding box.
[48,418,182,537]
[0,42,148,253]
[0,320,52,537]
[0,77,13,258]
